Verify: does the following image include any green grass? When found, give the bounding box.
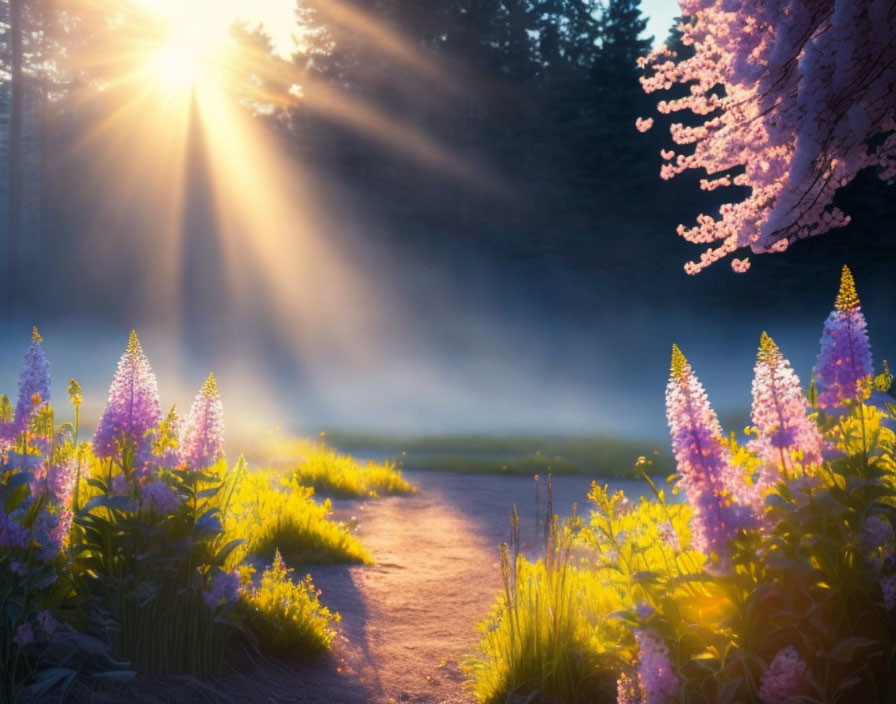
[239,550,339,658]
[322,431,671,477]
[270,437,417,497]
[223,469,371,567]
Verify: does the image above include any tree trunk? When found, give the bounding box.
[7,0,24,315]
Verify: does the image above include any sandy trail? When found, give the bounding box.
[225,472,644,704]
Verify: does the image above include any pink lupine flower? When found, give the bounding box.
[759,646,807,703]
[634,629,678,704]
[11,328,51,437]
[750,333,823,488]
[46,458,77,509]
[13,622,34,647]
[180,373,224,470]
[666,345,756,567]
[815,267,873,409]
[93,331,162,461]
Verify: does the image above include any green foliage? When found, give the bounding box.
[74,458,242,676]
[240,550,339,658]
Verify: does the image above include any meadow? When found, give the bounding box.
[324,432,673,477]
[3,268,896,704]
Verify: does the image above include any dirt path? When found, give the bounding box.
[226,472,644,704]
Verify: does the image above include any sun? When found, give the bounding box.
[141,1,233,93]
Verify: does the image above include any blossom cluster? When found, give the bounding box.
[749,332,823,487]
[92,330,162,463]
[758,646,807,703]
[91,331,226,495]
[638,0,896,272]
[814,266,873,408]
[666,344,756,566]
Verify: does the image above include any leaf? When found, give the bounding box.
[716,677,742,704]
[81,494,138,514]
[194,509,223,538]
[631,570,661,584]
[211,539,245,567]
[765,494,792,510]
[6,470,30,491]
[5,480,30,514]
[86,477,108,493]
[827,637,878,662]
[197,486,222,500]
[20,667,76,700]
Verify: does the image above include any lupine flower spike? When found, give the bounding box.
[93,330,162,461]
[758,646,807,703]
[633,629,679,704]
[815,266,873,409]
[666,345,756,568]
[12,327,51,437]
[750,333,823,489]
[180,373,225,470]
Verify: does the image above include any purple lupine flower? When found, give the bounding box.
[203,569,240,608]
[93,331,162,461]
[141,480,180,515]
[9,560,27,577]
[881,574,896,611]
[13,622,34,647]
[11,328,51,437]
[0,512,29,551]
[180,373,224,470]
[37,610,58,638]
[634,629,678,704]
[666,345,756,567]
[864,516,895,554]
[635,602,655,620]
[31,507,72,562]
[758,646,807,703]
[750,333,824,489]
[111,474,128,495]
[815,266,873,409]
